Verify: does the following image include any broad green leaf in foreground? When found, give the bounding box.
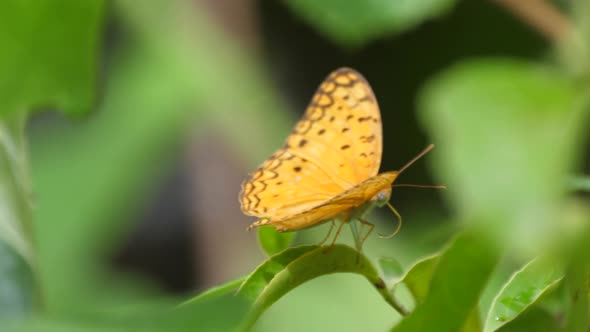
[419,59,589,254]
[257,226,296,256]
[0,0,105,117]
[483,258,564,331]
[392,231,498,332]
[238,245,407,330]
[284,0,457,47]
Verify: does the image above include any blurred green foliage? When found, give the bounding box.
[419,60,587,253]
[395,253,439,305]
[0,0,589,331]
[392,231,497,332]
[0,0,104,321]
[284,0,456,46]
[484,257,563,331]
[0,1,103,117]
[0,241,33,318]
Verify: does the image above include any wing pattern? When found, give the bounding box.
[240,68,384,227]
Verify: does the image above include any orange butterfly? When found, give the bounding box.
[240,67,442,250]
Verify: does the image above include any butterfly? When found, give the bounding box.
[239,67,442,250]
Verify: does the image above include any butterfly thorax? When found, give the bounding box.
[348,175,394,221]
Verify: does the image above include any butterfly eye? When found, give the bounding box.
[375,190,391,207]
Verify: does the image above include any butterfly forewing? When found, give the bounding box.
[240,68,383,226]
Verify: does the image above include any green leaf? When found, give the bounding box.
[1,292,250,332]
[392,231,498,332]
[496,307,558,332]
[284,0,457,47]
[397,254,440,304]
[483,258,564,331]
[561,268,590,331]
[237,245,318,300]
[378,257,405,283]
[239,244,407,330]
[419,59,589,254]
[461,308,483,332]
[257,226,296,256]
[0,0,105,117]
[163,294,250,332]
[560,222,590,331]
[178,277,246,308]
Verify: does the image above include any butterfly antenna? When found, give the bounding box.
[394,145,446,190]
[379,202,402,239]
[398,144,435,175]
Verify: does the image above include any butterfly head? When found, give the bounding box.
[373,187,392,207]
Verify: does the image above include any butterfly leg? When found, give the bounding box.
[358,218,375,251]
[317,220,335,246]
[324,213,349,253]
[357,219,366,238]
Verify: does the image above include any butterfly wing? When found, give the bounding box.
[240,67,383,223]
[250,172,399,231]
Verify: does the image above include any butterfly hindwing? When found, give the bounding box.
[250,172,398,231]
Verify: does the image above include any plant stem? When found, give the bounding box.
[375,278,410,316]
[0,112,42,312]
[491,0,572,42]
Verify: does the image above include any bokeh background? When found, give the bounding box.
[2,0,589,331]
